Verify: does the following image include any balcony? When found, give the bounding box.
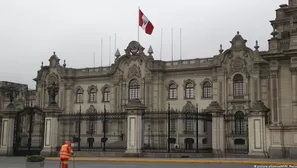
[279,39,290,50]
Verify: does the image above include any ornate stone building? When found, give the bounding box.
[1,0,297,158]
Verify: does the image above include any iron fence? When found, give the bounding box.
[224,112,249,154]
[141,103,213,153]
[56,107,127,152]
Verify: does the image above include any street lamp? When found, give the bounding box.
[47,82,59,105]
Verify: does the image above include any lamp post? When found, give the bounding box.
[47,82,59,105]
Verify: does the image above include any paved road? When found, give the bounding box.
[0,157,295,168]
[1,161,257,168]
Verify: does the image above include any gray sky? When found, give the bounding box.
[0,0,282,89]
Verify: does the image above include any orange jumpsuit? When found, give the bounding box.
[59,141,74,168]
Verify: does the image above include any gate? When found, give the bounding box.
[224,112,249,154]
[142,103,213,153]
[57,106,127,152]
[13,107,45,156]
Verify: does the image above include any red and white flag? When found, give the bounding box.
[139,9,154,35]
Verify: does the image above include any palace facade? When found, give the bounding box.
[1,0,297,158]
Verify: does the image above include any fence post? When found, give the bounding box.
[103,104,107,152]
[78,105,81,151]
[167,103,171,153]
[195,104,199,153]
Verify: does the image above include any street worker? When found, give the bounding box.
[59,140,74,168]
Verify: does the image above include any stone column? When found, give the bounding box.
[40,104,63,156]
[0,105,17,156]
[290,67,297,124]
[269,70,279,124]
[248,100,269,156]
[124,99,146,156]
[205,101,225,156]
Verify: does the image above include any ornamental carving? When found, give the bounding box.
[86,105,97,114]
[100,84,110,93]
[124,41,145,56]
[230,32,247,52]
[200,78,212,87]
[165,80,178,90]
[290,67,297,75]
[47,73,59,86]
[269,70,279,78]
[231,59,244,72]
[74,86,84,94]
[128,65,141,78]
[182,101,196,112]
[87,85,98,93]
[183,79,196,89]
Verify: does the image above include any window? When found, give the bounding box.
[86,113,96,135]
[89,88,97,102]
[202,82,212,98]
[233,74,244,99]
[170,119,176,133]
[103,87,110,102]
[128,79,140,100]
[102,120,109,133]
[185,82,194,99]
[168,83,177,99]
[76,89,83,103]
[234,111,245,135]
[184,114,194,134]
[75,121,80,133]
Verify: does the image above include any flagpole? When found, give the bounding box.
[171,28,173,61]
[109,36,111,65]
[160,28,163,60]
[114,33,117,53]
[101,37,103,67]
[93,52,95,67]
[138,6,140,42]
[180,28,182,60]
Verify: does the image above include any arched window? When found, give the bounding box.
[128,79,140,100]
[89,88,97,102]
[202,81,212,98]
[76,89,83,103]
[234,111,245,135]
[168,83,177,99]
[103,87,110,102]
[233,74,244,99]
[185,82,194,99]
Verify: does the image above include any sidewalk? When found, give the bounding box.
[45,157,297,165]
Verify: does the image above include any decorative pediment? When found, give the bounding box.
[200,78,212,87]
[101,84,110,93]
[75,86,84,93]
[87,85,98,93]
[182,101,196,112]
[230,31,247,52]
[165,80,178,90]
[183,79,196,89]
[48,52,61,68]
[86,105,97,113]
[128,64,141,78]
[124,41,145,56]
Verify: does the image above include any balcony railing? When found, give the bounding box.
[279,39,290,50]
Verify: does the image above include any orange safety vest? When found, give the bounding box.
[59,144,72,159]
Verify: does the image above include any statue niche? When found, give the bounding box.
[46,73,60,105]
[127,65,141,78]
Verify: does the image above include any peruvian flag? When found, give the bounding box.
[139,9,154,35]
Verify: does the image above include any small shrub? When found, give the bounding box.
[26,155,45,162]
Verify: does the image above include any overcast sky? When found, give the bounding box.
[0,0,283,89]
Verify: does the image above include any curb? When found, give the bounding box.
[46,158,297,165]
